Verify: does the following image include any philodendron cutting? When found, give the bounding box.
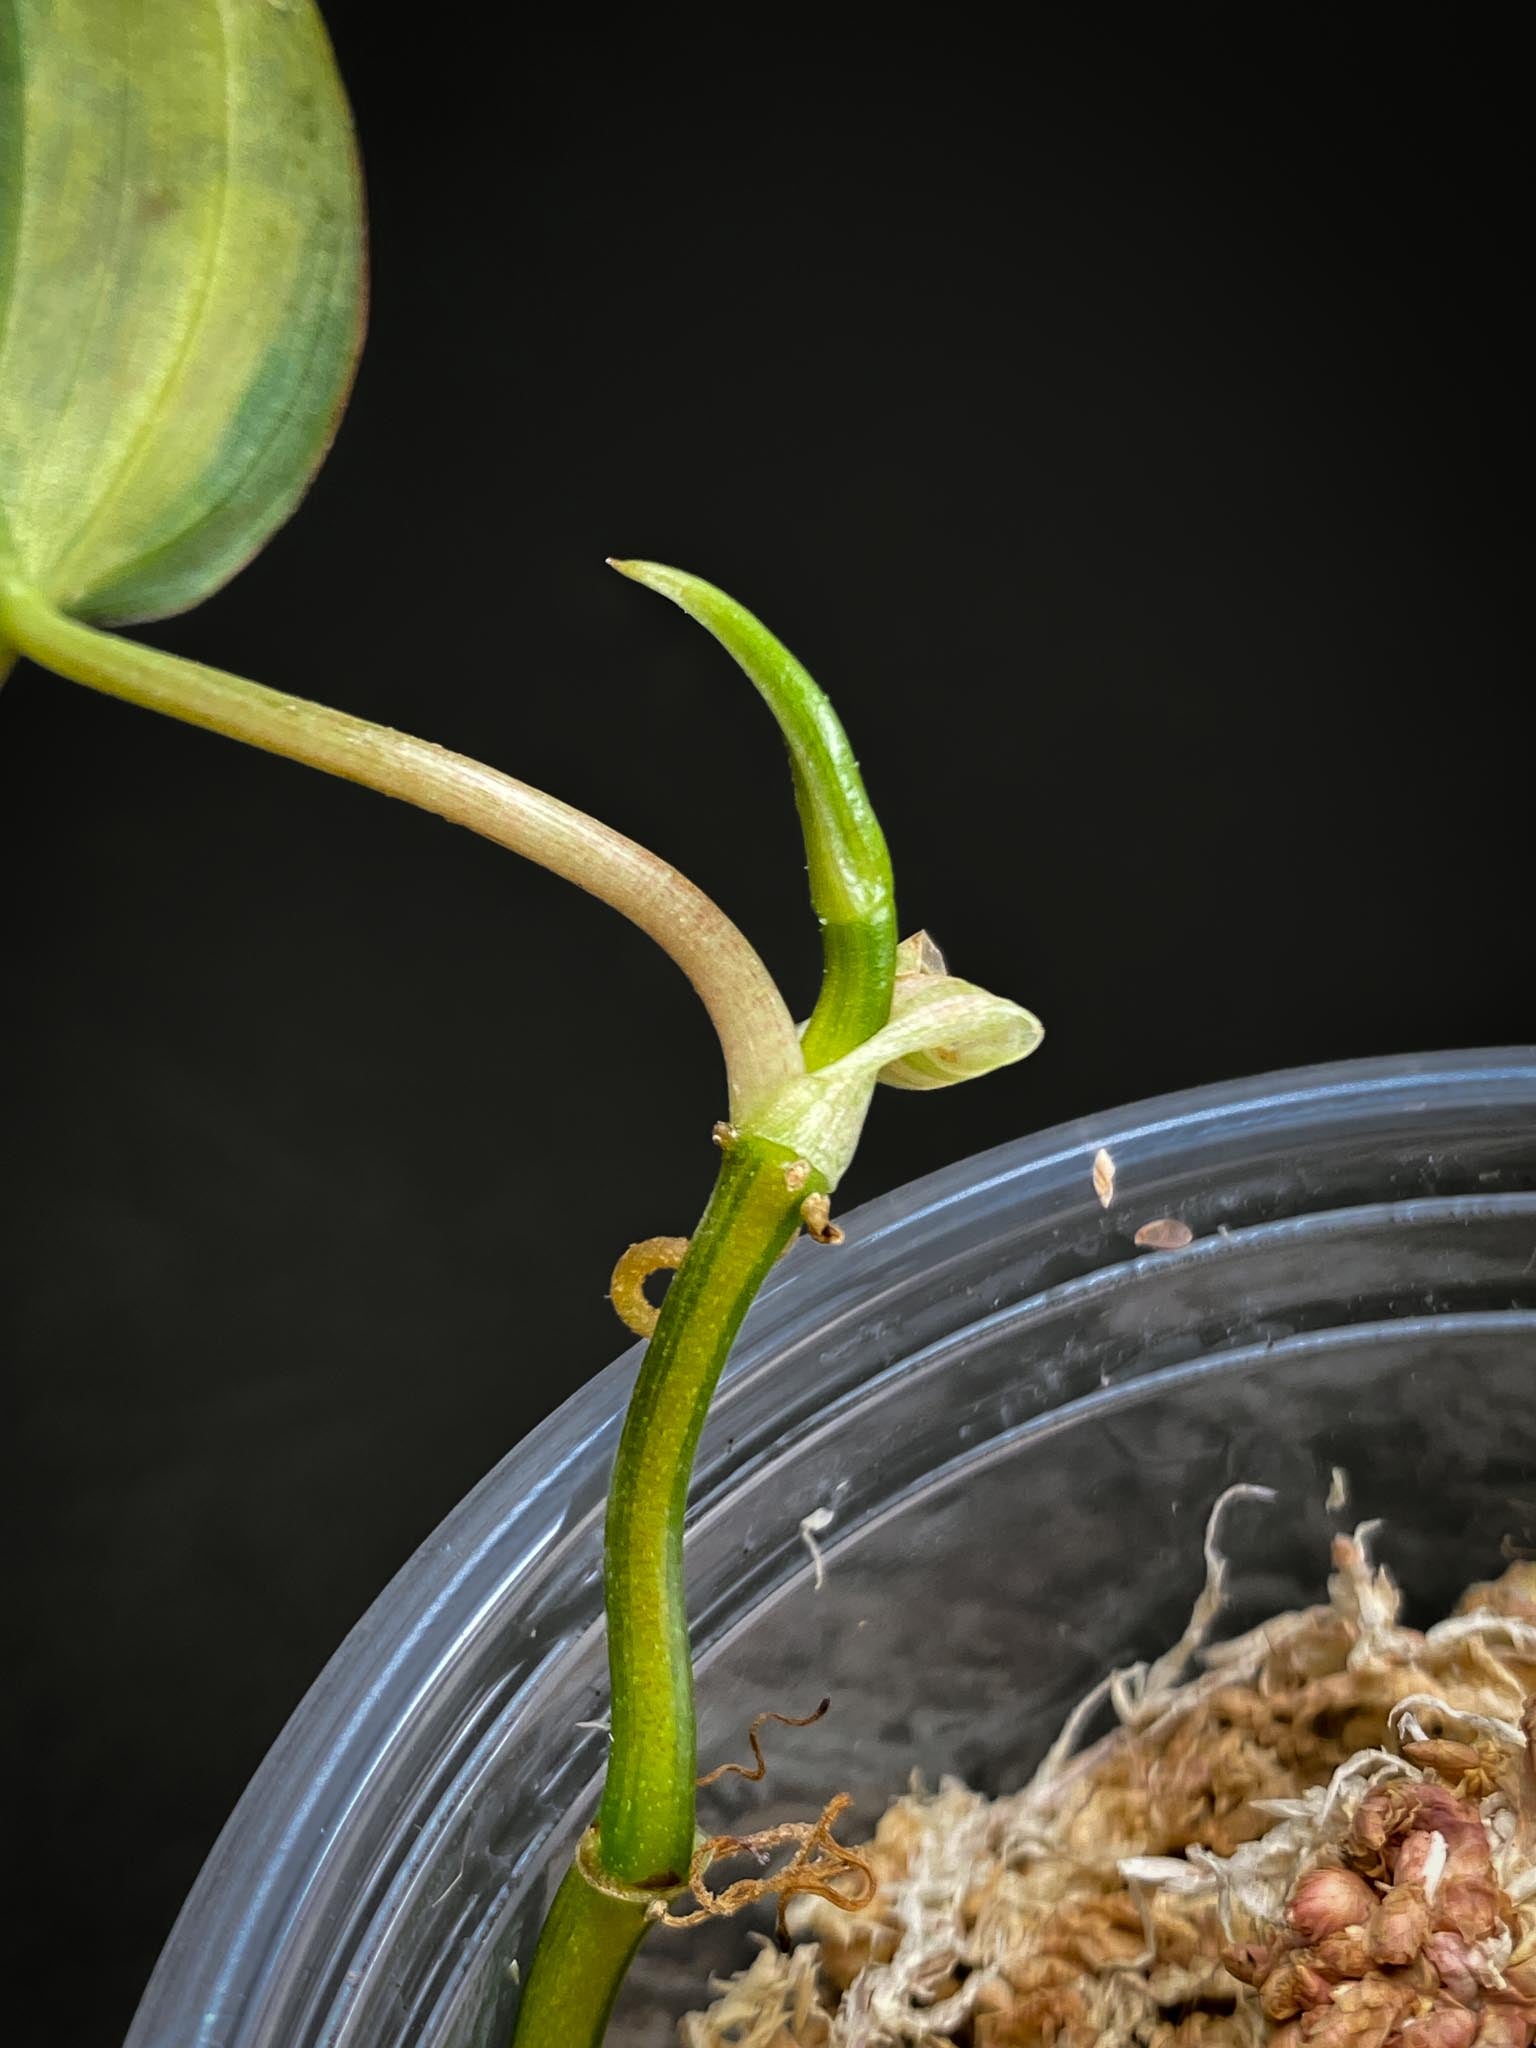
[0,9,1041,2044]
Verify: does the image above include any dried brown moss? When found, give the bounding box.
[681,1524,1536,2048]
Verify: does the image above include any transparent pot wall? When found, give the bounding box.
[128,1053,1536,2048]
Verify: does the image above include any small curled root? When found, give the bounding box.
[608,1236,690,1337]
[697,1698,831,1788]
[653,1790,876,1936]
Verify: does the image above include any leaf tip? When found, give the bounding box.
[605,557,685,602]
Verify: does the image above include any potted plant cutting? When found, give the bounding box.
[0,4,1042,2037]
[5,11,1533,2048]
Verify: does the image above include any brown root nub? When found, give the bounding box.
[800,1193,844,1245]
[697,1698,832,1787]
[607,1235,690,1337]
[655,1789,876,1937]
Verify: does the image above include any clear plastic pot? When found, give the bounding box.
[127,1051,1536,2047]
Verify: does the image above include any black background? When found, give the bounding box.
[3,23,1527,2046]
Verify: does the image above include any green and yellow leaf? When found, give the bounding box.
[0,0,364,629]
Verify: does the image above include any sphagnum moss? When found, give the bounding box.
[683,1518,1536,2048]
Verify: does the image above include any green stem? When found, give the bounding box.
[0,575,803,1124]
[508,1864,648,2046]
[512,1132,818,2045]
[600,1133,817,1879]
